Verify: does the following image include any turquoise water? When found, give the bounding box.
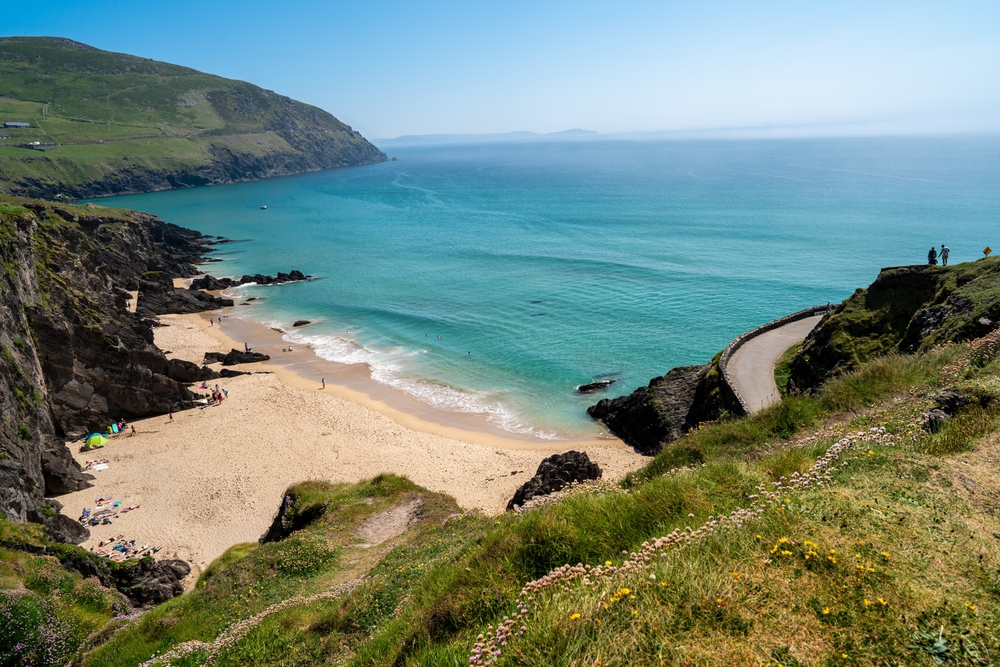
[98,136,1000,438]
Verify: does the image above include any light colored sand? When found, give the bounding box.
[59,314,641,578]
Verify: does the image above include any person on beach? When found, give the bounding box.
[130,425,136,437]
[941,244,950,266]
[928,247,938,265]
[321,378,325,390]
[222,388,228,399]
[167,410,173,422]
[210,318,214,327]
[244,342,250,353]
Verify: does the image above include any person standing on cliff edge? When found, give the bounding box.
[940,244,950,266]
[928,247,938,265]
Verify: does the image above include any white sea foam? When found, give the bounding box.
[279,328,557,439]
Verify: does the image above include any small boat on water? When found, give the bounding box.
[260,205,267,210]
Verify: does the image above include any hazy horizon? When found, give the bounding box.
[3,1,998,140]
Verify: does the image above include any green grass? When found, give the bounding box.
[9,331,1000,666]
[0,522,130,667]
[774,342,801,396]
[0,36,384,197]
[790,257,1000,392]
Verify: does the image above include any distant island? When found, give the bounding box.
[375,128,598,148]
[0,37,386,199]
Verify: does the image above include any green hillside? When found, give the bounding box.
[5,275,1000,665]
[0,37,385,198]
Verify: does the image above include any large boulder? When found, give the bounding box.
[42,512,90,544]
[116,559,191,606]
[507,451,602,511]
[588,364,721,455]
[166,357,219,383]
[40,440,92,495]
[204,349,270,366]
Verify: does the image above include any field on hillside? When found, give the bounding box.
[0,37,384,198]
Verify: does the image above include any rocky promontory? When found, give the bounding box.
[189,270,310,291]
[588,364,725,455]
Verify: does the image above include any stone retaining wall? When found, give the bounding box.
[718,305,834,416]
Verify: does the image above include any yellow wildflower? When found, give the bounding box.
[570,613,581,620]
[822,607,830,615]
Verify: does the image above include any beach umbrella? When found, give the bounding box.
[86,434,108,447]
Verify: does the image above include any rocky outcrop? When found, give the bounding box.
[507,451,602,511]
[204,349,271,366]
[115,559,191,606]
[789,260,1000,392]
[577,379,617,393]
[588,364,724,455]
[0,198,212,527]
[165,358,219,383]
[136,271,234,317]
[189,270,308,291]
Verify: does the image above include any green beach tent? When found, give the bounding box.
[86,434,108,448]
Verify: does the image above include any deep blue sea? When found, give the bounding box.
[96,136,1000,438]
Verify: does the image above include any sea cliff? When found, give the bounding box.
[0,197,220,536]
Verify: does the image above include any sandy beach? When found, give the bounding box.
[57,310,641,579]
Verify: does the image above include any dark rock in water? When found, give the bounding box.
[204,349,270,366]
[577,379,617,393]
[166,358,219,383]
[247,297,259,301]
[189,270,309,291]
[507,451,602,511]
[588,364,721,456]
[391,156,399,161]
[187,274,228,291]
[219,368,251,378]
[292,320,311,327]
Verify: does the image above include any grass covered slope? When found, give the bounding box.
[0,37,385,198]
[790,257,1000,393]
[71,326,1000,666]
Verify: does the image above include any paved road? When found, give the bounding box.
[728,315,824,413]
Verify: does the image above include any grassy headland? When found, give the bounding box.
[0,37,385,199]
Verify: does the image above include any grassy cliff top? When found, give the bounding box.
[0,37,385,198]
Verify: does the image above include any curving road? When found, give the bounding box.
[728,315,824,413]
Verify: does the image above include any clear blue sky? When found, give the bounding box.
[4,1,998,139]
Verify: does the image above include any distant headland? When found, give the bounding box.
[0,37,386,199]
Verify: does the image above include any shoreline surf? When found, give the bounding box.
[191,290,618,446]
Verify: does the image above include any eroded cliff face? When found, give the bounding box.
[0,198,213,533]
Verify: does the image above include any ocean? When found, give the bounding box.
[96,136,1000,439]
